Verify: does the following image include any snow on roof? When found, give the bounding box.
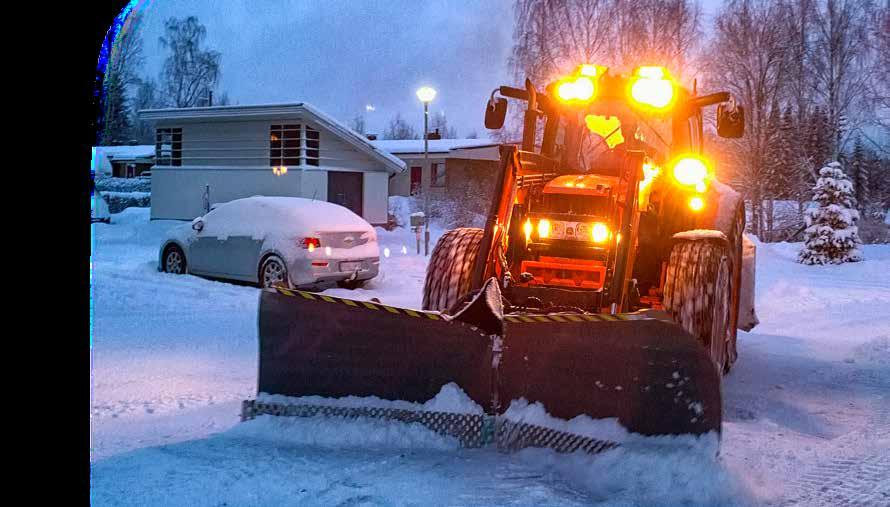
[369,138,498,154]
[139,102,406,174]
[94,145,156,160]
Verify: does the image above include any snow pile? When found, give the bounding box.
[798,162,863,264]
[504,398,631,444]
[388,195,421,227]
[257,382,484,415]
[517,433,751,507]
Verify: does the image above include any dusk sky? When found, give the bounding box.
[129,0,724,138]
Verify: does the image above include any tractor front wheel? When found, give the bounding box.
[422,228,484,313]
[663,238,733,375]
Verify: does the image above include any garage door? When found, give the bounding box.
[327,171,363,217]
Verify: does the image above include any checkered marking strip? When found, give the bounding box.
[242,400,488,448]
[241,400,619,456]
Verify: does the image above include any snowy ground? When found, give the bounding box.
[90,208,889,506]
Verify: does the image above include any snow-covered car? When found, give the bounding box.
[158,196,380,289]
[91,186,111,224]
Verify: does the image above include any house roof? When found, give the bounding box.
[138,102,406,174]
[369,138,498,155]
[94,145,156,161]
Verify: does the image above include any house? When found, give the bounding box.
[372,138,501,223]
[93,145,156,178]
[138,103,405,224]
[372,138,500,196]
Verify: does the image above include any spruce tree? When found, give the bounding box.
[798,161,864,264]
[848,137,868,211]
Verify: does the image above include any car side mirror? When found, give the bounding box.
[717,102,745,138]
[192,219,204,232]
[484,97,508,130]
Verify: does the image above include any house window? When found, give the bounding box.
[270,124,321,167]
[430,162,445,187]
[270,124,301,167]
[156,128,182,166]
[305,126,320,166]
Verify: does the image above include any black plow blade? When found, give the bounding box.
[252,284,721,455]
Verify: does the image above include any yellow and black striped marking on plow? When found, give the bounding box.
[273,286,444,320]
[271,285,656,325]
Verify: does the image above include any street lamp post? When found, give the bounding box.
[416,86,436,256]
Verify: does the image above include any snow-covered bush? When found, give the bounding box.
[102,191,151,214]
[797,162,863,264]
[96,176,151,193]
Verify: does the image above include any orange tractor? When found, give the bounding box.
[246,65,758,453]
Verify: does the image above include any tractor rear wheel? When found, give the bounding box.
[663,238,733,375]
[422,228,484,313]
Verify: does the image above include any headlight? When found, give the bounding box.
[537,219,552,238]
[629,66,676,111]
[688,195,705,212]
[556,76,595,103]
[523,219,533,242]
[591,223,609,243]
[672,156,710,187]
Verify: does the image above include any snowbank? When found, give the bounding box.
[257,382,484,415]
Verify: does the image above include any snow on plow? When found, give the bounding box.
[243,282,721,455]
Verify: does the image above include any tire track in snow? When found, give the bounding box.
[783,343,890,507]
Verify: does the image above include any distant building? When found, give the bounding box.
[138,103,405,224]
[372,138,500,198]
[93,145,156,178]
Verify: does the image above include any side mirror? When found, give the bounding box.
[717,102,745,138]
[484,97,508,130]
[192,219,204,232]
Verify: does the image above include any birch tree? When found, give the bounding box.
[158,16,221,108]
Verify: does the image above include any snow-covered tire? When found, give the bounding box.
[162,244,187,275]
[663,238,733,375]
[422,228,484,313]
[259,255,290,289]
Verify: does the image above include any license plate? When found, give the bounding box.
[339,261,362,272]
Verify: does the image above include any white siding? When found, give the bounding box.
[150,167,302,220]
[300,170,327,200]
[362,172,389,225]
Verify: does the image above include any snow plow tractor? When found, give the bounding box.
[244,65,759,455]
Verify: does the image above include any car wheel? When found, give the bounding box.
[336,279,367,290]
[163,245,187,274]
[260,255,289,288]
